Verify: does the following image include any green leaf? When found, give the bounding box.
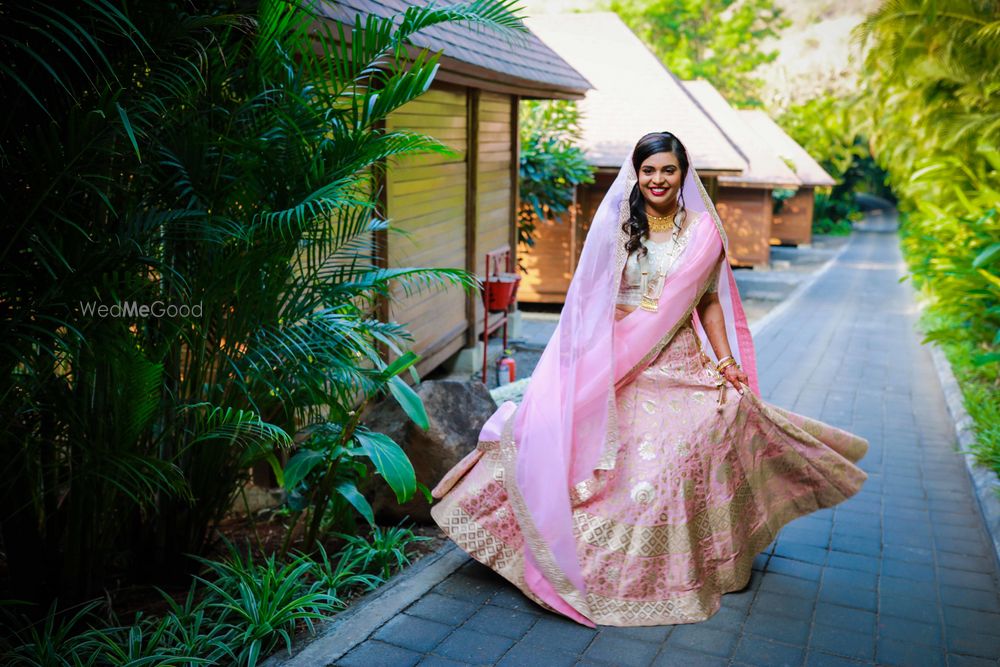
[264,453,285,488]
[978,269,1000,291]
[383,350,420,379]
[973,243,1000,269]
[354,429,416,503]
[116,102,141,161]
[183,404,293,451]
[416,481,433,504]
[334,480,375,525]
[283,449,326,490]
[387,376,429,430]
[972,352,1000,367]
[246,639,261,667]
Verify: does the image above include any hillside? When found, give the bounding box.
[757,0,883,110]
[518,0,884,108]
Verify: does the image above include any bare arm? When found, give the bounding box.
[696,290,732,360]
[696,262,748,391]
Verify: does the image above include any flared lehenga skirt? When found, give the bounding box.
[431,321,868,626]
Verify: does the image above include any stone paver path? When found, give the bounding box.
[337,229,1000,667]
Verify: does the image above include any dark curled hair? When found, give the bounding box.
[623,131,691,257]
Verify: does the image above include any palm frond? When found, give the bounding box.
[79,452,191,509]
[397,0,527,41]
[181,403,293,452]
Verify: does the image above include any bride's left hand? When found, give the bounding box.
[722,364,748,393]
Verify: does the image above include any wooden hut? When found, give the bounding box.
[324,2,590,375]
[683,80,801,267]
[519,13,747,303]
[739,110,836,246]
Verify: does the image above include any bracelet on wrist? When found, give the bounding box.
[716,356,736,372]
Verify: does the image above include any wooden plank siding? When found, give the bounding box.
[771,187,814,246]
[517,171,608,304]
[473,92,514,334]
[715,185,773,266]
[517,210,577,303]
[386,87,469,375]
[384,86,517,374]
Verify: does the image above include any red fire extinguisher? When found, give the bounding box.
[496,349,516,386]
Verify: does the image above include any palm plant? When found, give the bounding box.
[0,0,524,601]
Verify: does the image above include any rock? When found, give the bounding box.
[231,483,286,515]
[364,380,497,523]
[489,378,530,406]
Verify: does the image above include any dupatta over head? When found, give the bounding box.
[441,136,759,626]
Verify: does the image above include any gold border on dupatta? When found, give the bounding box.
[498,408,596,621]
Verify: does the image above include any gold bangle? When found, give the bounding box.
[717,357,737,373]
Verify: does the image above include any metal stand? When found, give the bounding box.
[481,246,517,383]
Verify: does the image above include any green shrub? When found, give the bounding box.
[518,100,594,250]
[195,545,336,667]
[306,543,383,605]
[0,0,521,600]
[341,523,431,581]
[858,1,1000,479]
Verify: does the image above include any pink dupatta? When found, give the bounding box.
[442,154,758,626]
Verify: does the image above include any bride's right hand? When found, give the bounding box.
[722,364,748,393]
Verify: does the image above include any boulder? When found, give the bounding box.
[365,380,497,523]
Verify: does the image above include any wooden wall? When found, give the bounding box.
[472,92,514,334]
[517,207,576,303]
[385,85,516,375]
[517,171,614,303]
[475,93,513,275]
[771,187,814,246]
[386,87,469,374]
[715,185,772,266]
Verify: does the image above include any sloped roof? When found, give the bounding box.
[739,110,836,187]
[683,80,801,188]
[525,13,746,173]
[321,1,590,99]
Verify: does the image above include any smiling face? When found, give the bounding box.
[638,151,683,212]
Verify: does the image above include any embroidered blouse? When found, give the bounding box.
[617,218,719,308]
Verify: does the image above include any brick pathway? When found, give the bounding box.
[337,229,1000,667]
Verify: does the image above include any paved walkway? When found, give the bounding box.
[337,229,1000,667]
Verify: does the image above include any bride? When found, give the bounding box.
[431,132,868,627]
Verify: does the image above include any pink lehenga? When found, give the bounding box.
[430,154,867,627]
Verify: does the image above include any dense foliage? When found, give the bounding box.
[609,0,789,106]
[777,94,890,234]
[857,0,1000,476]
[517,100,594,249]
[0,0,521,602]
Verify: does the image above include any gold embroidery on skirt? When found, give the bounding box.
[440,505,518,573]
[571,477,598,504]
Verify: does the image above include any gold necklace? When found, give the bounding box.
[647,210,680,232]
